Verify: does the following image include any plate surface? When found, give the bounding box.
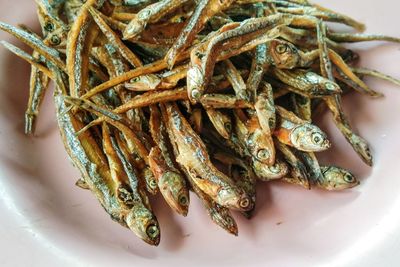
[1,1,400,266]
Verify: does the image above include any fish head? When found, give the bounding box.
[320,166,360,190]
[187,65,205,102]
[246,129,276,165]
[142,168,158,195]
[350,133,373,166]
[217,186,253,212]
[290,123,330,152]
[269,39,301,69]
[125,204,160,246]
[37,3,65,34]
[210,206,238,236]
[304,72,342,95]
[253,158,289,181]
[125,74,161,91]
[46,27,68,48]
[123,10,150,40]
[232,167,256,200]
[159,171,189,216]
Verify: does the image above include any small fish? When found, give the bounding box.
[200,94,253,109]
[187,63,206,102]
[111,134,161,246]
[325,95,373,166]
[125,74,162,91]
[140,166,159,195]
[275,140,310,189]
[234,109,275,165]
[205,108,232,139]
[186,172,238,235]
[317,166,359,190]
[274,106,330,152]
[213,152,257,218]
[123,0,190,40]
[163,103,251,211]
[271,68,342,97]
[148,147,189,216]
[267,38,302,69]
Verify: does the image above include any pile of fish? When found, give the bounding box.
[1,0,400,246]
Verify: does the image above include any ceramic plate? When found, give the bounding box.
[1,0,400,266]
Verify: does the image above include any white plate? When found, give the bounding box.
[1,0,400,266]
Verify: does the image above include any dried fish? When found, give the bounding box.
[2,0,398,245]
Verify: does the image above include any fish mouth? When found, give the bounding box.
[309,139,331,152]
[322,139,331,149]
[210,210,238,236]
[163,189,190,216]
[125,206,161,246]
[144,223,161,246]
[123,21,145,40]
[159,172,190,216]
[187,66,205,102]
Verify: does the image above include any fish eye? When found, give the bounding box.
[268,164,281,174]
[178,194,188,206]
[257,149,270,161]
[146,224,159,239]
[194,51,205,60]
[191,89,201,100]
[276,44,288,54]
[255,65,264,72]
[311,132,324,145]
[343,173,355,183]
[325,82,337,91]
[364,148,372,159]
[50,35,61,45]
[131,77,140,83]
[225,215,234,225]
[149,179,158,189]
[224,122,232,133]
[239,197,250,209]
[44,21,54,32]
[268,117,276,128]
